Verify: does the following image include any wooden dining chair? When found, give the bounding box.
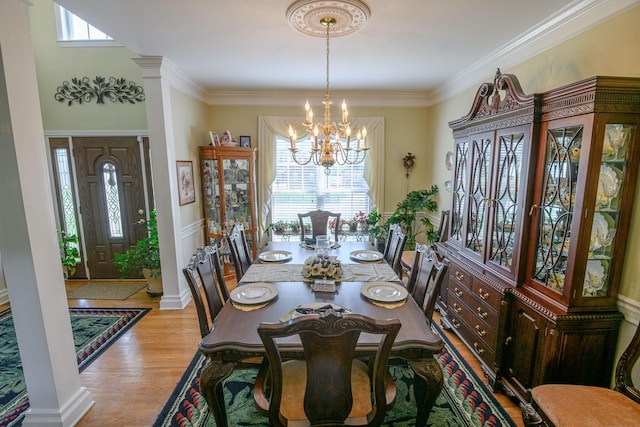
[408,246,449,324]
[227,223,252,280]
[200,245,230,302]
[182,251,225,338]
[257,310,400,427]
[383,224,407,278]
[437,210,450,243]
[298,209,340,243]
[521,318,640,426]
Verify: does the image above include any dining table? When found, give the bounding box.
[197,241,444,427]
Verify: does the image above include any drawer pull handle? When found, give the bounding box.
[477,288,489,300]
[475,325,487,337]
[453,303,462,313]
[473,342,485,354]
[454,287,463,297]
[455,271,465,281]
[476,307,488,319]
[452,319,461,329]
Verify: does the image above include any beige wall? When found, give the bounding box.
[170,87,210,227]
[208,105,432,213]
[30,1,147,131]
[427,4,640,301]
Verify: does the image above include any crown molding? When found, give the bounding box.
[133,56,209,103]
[206,89,431,107]
[429,0,640,104]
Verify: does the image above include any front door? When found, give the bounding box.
[50,136,153,279]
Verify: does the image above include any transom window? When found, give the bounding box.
[54,5,118,45]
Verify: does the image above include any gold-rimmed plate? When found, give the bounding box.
[230,282,278,305]
[350,250,383,263]
[360,282,408,303]
[258,250,292,263]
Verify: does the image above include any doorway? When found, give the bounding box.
[49,135,154,279]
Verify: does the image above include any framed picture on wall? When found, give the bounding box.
[209,131,220,146]
[240,135,251,147]
[176,160,196,205]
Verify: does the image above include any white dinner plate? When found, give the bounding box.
[230,282,278,305]
[360,282,408,303]
[350,250,383,263]
[258,250,292,263]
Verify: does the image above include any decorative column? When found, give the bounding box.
[133,56,190,309]
[0,1,93,425]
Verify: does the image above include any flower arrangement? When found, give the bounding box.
[328,217,348,230]
[352,211,368,226]
[301,255,343,281]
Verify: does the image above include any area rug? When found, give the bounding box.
[154,325,516,427]
[0,307,150,427]
[67,282,147,300]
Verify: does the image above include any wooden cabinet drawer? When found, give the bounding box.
[471,278,502,309]
[448,292,496,348]
[451,284,499,328]
[448,310,494,366]
[457,304,496,347]
[449,262,472,289]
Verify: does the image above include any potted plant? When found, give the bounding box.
[386,186,439,250]
[58,230,80,279]
[112,209,162,296]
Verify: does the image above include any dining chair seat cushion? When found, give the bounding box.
[532,384,640,426]
[279,359,373,421]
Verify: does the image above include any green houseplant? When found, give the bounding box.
[58,230,80,279]
[387,186,439,249]
[112,209,162,296]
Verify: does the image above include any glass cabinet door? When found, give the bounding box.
[202,159,221,235]
[222,158,252,230]
[487,130,526,271]
[584,123,634,297]
[532,124,582,294]
[450,140,469,244]
[465,134,493,257]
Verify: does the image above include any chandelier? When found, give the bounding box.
[286,0,371,174]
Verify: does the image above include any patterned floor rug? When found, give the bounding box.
[0,307,150,427]
[154,325,516,427]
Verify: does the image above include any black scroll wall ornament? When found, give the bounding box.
[54,76,145,106]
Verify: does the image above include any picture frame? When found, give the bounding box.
[239,135,251,147]
[176,161,196,205]
[209,131,220,146]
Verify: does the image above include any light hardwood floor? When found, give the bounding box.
[4,280,524,426]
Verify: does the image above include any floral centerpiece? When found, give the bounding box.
[301,255,343,282]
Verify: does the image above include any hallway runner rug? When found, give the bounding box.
[0,307,150,427]
[154,324,516,427]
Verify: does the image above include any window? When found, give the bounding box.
[55,5,118,46]
[270,135,370,239]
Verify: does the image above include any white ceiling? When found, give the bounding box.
[53,0,636,105]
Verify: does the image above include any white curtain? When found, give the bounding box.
[257,115,384,245]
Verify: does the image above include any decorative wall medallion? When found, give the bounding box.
[54,76,145,106]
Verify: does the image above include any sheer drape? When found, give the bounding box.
[257,115,384,244]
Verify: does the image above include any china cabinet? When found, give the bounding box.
[441,69,541,387]
[442,72,640,404]
[199,146,257,278]
[501,76,640,403]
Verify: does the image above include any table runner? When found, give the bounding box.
[239,262,399,284]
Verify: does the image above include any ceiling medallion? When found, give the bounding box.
[286,0,371,38]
